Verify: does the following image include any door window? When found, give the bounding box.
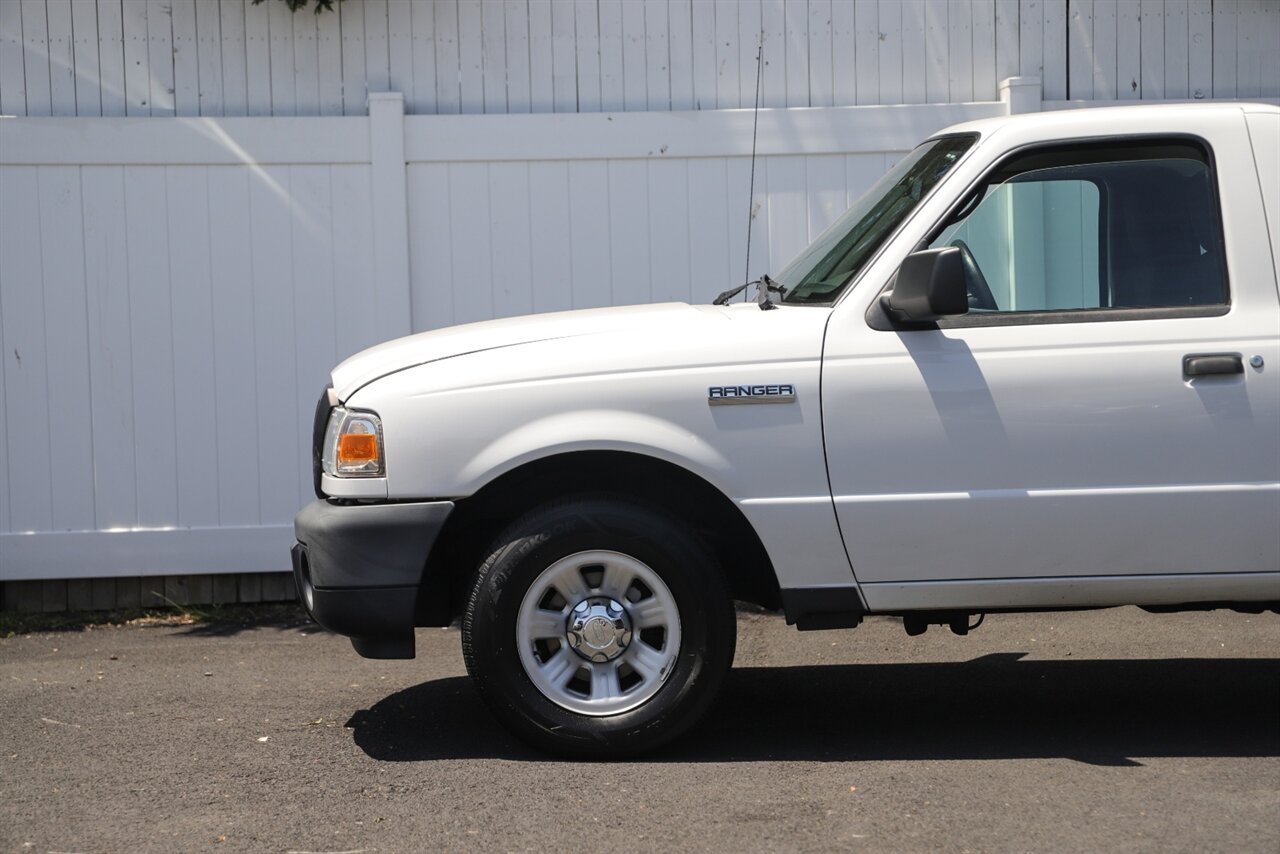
[927,140,1227,316]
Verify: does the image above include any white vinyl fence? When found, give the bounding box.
[0,87,1027,580]
[2,77,1275,582]
[5,0,1277,120]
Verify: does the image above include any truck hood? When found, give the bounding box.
[331,301,826,400]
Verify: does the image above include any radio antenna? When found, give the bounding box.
[741,31,764,302]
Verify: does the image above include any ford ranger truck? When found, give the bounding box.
[292,103,1280,757]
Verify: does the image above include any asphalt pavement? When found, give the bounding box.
[2,606,1277,853]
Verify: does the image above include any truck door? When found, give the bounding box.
[821,129,1280,609]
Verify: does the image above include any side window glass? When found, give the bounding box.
[929,147,1227,313]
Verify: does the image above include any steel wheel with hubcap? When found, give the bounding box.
[516,550,683,716]
[462,495,735,757]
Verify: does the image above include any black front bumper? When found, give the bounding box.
[292,499,454,659]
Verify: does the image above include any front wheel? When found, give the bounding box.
[461,496,736,757]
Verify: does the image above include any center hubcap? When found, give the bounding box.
[566,598,632,662]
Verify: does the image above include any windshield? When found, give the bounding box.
[779,135,976,304]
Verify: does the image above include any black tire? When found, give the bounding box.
[461,494,736,758]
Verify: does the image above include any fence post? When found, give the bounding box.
[1000,76,1042,114]
[368,92,413,340]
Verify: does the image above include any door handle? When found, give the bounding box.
[1182,353,1243,377]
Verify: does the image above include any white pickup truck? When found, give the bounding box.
[293,103,1280,756]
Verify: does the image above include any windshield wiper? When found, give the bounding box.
[712,274,788,310]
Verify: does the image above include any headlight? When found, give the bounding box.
[321,406,385,478]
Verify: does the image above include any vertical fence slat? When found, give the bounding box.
[289,165,338,505]
[1117,0,1141,98]
[478,0,506,113]
[947,0,973,102]
[737,0,762,107]
[900,0,926,104]
[0,168,54,533]
[807,0,833,108]
[1164,0,1190,98]
[330,164,378,351]
[0,203,6,532]
[1068,0,1094,99]
[1017,0,1043,84]
[316,0,342,114]
[1090,0,1116,99]
[194,0,223,116]
[599,0,625,110]
[248,164,299,526]
[1236,0,1262,97]
[124,166,178,526]
[527,0,551,111]
[458,0,485,113]
[528,161,573,312]
[1256,0,1280,97]
[645,0,671,111]
[760,0,786,108]
[80,166,137,529]
[623,0,648,110]
[448,163,495,323]
[972,0,997,101]
[765,155,805,277]
[608,160,650,305]
[46,0,76,115]
[363,0,390,92]
[782,0,806,106]
[144,0,174,115]
[924,0,948,103]
[122,0,150,114]
[668,0,694,109]
[1140,0,1165,99]
[1212,0,1238,98]
[648,159,692,302]
[574,0,602,111]
[408,163,454,330]
[855,0,879,106]
[20,0,52,115]
[569,161,611,308]
[266,0,295,115]
[1040,0,1067,99]
[0,0,27,116]
[339,0,368,114]
[832,0,856,105]
[218,0,247,115]
[38,166,96,531]
[687,159,730,301]
[550,0,576,111]
[994,0,1019,87]
[71,0,103,115]
[388,0,415,108]
[690,0,717,109]
[171,0,199,115]
[874,1,901,105]
[244,0,272,114]
[805,153,845,240]
[1187,0,1212,99]
[725,154,749,289]
[293,7,320,115]
[166,167,220,527]
[410,0,437,114]
[488,162,534,317]
[713,0,739,107]
[207,166,258,526]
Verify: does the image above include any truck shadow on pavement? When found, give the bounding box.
[346,653,1280,766]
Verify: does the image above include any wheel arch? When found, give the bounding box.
[415,450,781,626]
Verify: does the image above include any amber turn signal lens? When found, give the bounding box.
[337,433,378,463]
